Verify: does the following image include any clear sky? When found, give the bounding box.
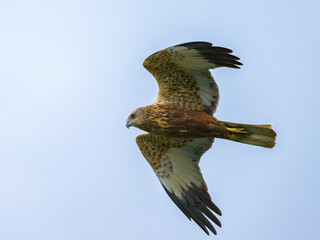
[1,0,320,239]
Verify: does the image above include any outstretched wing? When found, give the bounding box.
[136,133,221,235]
[143,41,242,115]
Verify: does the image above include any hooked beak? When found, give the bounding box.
[126,123,131,129]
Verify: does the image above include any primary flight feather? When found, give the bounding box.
[126,41,276,235]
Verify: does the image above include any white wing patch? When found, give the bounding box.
[168,46,220,114]
[157,137,213,198]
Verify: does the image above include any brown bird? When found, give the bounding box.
[126,42,276,235]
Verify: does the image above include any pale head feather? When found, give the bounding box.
[126,107,145,128]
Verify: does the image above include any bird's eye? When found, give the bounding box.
[131,114,135,119]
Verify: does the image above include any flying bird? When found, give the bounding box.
[126,42,276,235]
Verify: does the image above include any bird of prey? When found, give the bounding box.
[126,41,276,235]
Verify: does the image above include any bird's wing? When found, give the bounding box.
[136,133,221,235]
[143,41,242,114]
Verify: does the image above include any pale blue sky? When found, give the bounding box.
[0,0,320,239]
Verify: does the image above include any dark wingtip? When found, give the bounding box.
[162,183,221,236]
[175,41,213,48]
[174,41,243,69]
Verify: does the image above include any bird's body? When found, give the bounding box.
[126,41,276,235]
[135,103,228,138]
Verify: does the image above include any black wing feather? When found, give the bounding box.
[162,183,221,235]
[175,41,243,69]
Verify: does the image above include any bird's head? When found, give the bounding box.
[126,107,144,129]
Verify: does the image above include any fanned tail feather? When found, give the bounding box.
[221,121,277,148]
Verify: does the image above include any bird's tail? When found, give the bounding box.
[220,121,277,148]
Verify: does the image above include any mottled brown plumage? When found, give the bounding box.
[136,104,230,138]
[126,41,276,235]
